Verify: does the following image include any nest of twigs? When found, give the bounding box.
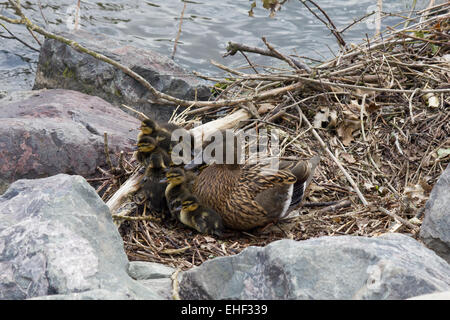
[89,7,449,271]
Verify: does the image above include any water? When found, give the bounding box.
[0,0,432,93]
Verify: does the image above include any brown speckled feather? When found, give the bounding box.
[193,164,299,230]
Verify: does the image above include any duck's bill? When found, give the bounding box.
[159,178,168,183]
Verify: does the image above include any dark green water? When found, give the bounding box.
[0,0,432,93]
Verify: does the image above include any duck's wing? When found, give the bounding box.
[238,168,296,195]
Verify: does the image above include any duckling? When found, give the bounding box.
[140,152,169,217]
[186,130,319,230]
[162,167,195,220]
[177,194,224,237]
[138,118,181,153]
[136,135,171,167]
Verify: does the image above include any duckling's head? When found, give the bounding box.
[140,119,158,135]
[181,195,200,212]
[148,152,167,169]
[137,135,157,153]
[165,167,186,185]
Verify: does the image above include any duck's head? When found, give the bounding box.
[137,135,157,153]
[185,129,243,170]
[140,118,158,135]
[163,167,186,185]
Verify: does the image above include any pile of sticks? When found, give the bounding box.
[106,5,449,270]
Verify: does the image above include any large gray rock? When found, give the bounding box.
[0,89,139,185]
[127,261,175,300]
[33,30,211,121]
[408,290,450,300]
[0,174,169,299]
[179,234,450,300]
[420,164,450,263]
[128,261,175,280]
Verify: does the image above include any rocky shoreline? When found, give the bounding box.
[1,31,449,300]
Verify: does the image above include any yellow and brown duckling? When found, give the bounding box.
[138,118,181,153]
[176,194,224,237]
[162,167,195,220]
[186,130,320,231]
[136,135,171,167]
[140,152,169,217]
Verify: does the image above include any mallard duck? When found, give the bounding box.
[162,167,195,220]
[136,135,171,167]
[140,152,169,216]
[177,194,224,237]
[186,130,319,230]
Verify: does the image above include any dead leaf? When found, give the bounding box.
[422,92,440,108]
[257,103,275,114]
[203,236,216,243]
[313,107,337,129]
[419,179,433,193]
[341,152,356,164]
[437,148,450,159]
[367,102,381,113]
[337,119,360,146]
[404,184,427,202]
[363,181,375,191]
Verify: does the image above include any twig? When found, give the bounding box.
[375,0,382,37]
[103,132,114,170]
[408,88,420,124]
[240,50,259,74]
[0,22,39,51]
[299,0,346,48]
[111,214,159,221]
[302,201,339,208]
[404,0,417,28]
[74,0,81,31]
[121,104,149,120]
[339,10,376,34]
[262,36,312,73]
[37,0,48,26]
[317,200,352,214]
[224,41,311,73]
[171,1,187,60]
[360,94,367,142]
[378,207,420,232]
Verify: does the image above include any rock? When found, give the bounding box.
[33,30,211,121]
[179,234,450,300]
[127,261,175,300]
[0,89,139,185]
[29,289,136,300]
[137,278,173,300]
[0,174,169,300]
[408,290,450,300]
[128,261,175,280]
[420,164,450,263]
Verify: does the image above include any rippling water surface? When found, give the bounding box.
[0,0,432,92]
